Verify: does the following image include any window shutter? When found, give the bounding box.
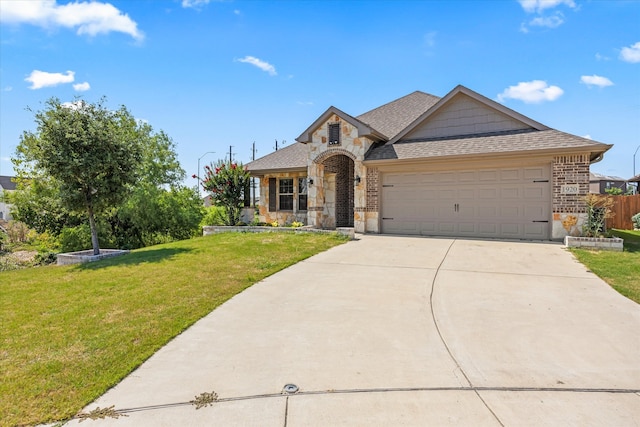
[328,123,340,145]
[268,178,276,211]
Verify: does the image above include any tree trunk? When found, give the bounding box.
[87,204,100,255]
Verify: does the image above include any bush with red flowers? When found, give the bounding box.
[201,160,251,225]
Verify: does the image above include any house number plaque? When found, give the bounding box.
[561,184,579,194]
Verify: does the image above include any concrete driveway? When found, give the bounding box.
[67,235,640,426]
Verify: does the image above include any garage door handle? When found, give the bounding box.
[533,180,549,183]
[382,185,394,188]
[382,217,394,220]
[532,220,549,223]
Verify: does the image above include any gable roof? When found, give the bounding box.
[365,129,611,163]
[0,176,16,191]
[296,106,386,144]
[388,85,548,144]
[356,91,441,140]
[589,172,626,181]
[246,142,307,174]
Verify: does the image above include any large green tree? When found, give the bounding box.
[11,100,205,251]
[13,97,142,255]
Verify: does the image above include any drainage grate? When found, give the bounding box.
[282,384,299,394]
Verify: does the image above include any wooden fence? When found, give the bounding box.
[606,195,640,230]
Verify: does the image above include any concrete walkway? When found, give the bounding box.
[67,235,640,426]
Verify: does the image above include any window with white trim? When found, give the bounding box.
[279,178,294,211]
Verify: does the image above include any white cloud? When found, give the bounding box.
[424,31,437,48]
[497,80,564,104]
[620,41,640,63]
[297,101,314,106]
[518,0,576,14]
[182,0,218,8]
[595,53,610,61]
[236,56,277,76]
[582,134,592,140]
[528,13,564,28]
[73,81,91,91]
[25,70,74,89]
[2,86,12,92]
[61,100,85,110]
[580,75,613,88]
[0,0,144,41]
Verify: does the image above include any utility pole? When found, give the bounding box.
[251,142,257,207]
[229,145,234,163]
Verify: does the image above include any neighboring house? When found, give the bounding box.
[589,172,627,194]
[628,174,640,195]
[0,175,17,221]
[247,85,611,240]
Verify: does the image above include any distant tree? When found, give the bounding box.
[13,97,142,255]
[604,187,623,195]
[201,160,251,226]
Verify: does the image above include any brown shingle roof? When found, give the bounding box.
[356,91,441,140]
[365,129,611,162]
[246,142,307,173]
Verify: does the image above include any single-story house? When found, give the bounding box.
[247,85,611,240]
[589,172,627,194]
[0,175,16,221]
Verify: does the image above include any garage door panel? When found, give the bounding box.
[501,223,521,236]
[524,167,547,180]
[458,223,476,233]
[458,171,476,182]
[381,165,550,239]
[438,172,457,183]
[501,187,520,199]
[500,169,520,180]
[478,170,498,181]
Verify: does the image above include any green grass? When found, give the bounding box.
[571,229,640,304]
[0,232,347,427]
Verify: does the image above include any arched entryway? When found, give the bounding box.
[321,154,355,228]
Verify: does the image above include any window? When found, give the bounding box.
[298,178,308,211]
[279,178,294,211]
[328,123,340,146]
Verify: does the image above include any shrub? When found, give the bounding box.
[583,194,614,237]
[632,212,640,230]
[200,206,227,226]
[290,221,304,228]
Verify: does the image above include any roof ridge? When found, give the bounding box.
[356,90,439,119]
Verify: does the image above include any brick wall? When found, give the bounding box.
[365,167,379,212]
[323,155,354,227]
[553,154,590,213]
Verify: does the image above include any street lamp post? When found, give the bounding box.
[634,145,640,178]
[197,151,216,193]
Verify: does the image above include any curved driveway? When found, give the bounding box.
[69,235,640,426]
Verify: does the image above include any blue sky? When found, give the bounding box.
[1,0,639,187]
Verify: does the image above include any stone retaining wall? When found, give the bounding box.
[203,226,355,239]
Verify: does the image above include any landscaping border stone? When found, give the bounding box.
[564,236,623,251]
[57,249,130,266]
[203,225,355,240]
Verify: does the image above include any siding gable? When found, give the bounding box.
[401,93,533,141]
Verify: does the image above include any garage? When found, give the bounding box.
[381,165,551,239]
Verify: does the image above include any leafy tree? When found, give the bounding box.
[201,160,251,226]
[13,97,142,255]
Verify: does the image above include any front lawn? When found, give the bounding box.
[571,229,640,304]
[0,232,347,427]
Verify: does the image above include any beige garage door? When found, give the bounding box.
[381,165,551,239]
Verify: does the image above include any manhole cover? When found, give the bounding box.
[282,384,299,394]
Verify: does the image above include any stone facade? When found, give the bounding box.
[257,171,308,226]
[551,154,590,239]
[305,115,375,233]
